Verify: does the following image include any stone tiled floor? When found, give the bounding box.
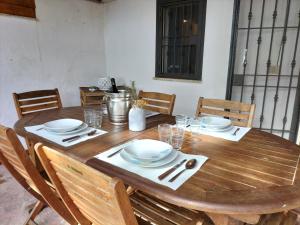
[0,165,69,225]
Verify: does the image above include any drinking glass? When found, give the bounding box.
[171,126,185,150]
[175,115,188,128]
[84,107,103,128]
[158,124,172,144]
[189,117,202,133]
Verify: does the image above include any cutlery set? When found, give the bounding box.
[107,148,197,182]
[62,130,97,143]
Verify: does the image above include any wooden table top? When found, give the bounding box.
[14,106,300,215]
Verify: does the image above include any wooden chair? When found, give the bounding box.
[13,88,62,118]
[195,97,256,127]
[138,90,176,115]
[0,125,77,225]
[35,143,209,225]
[13,88,62,167]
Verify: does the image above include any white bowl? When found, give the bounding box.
[120,149,178,168]
[200,116,232,129]
[124,139,173,161]
[44,119,83,133]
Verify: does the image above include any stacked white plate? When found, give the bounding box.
[200,116,233,132]
[120,139,178,167]
[43,119,88,135]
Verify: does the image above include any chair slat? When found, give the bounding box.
[201,99,252,112]
[47,152,111,188]
[139,91,173,102]
[199,108,250,120]
[138,91,176,115]
[134,192,200,221]
[143,105,171,115]
[21,102,59,114]
[51,161,111,202]
[144,99,170,108]
[71,193,116,225]
[131,194,192,225]
[57,172,113,210]
[15,89,59,100]
[131,201,175,225]
[19,96,58,106]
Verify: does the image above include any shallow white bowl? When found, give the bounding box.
[120,149,178,168]
[44,119,83,133]
[200,116,232,129]
[124,139,173,161]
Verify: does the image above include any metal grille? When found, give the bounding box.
[155,0,206,81]
[227,0,300,142]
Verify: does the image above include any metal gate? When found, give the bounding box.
[226,0,300,142]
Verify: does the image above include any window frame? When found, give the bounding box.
[0,0,36,18]
[155,0,207,81]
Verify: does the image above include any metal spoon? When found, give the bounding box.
[168,159,197,182]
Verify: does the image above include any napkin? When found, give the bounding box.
[94,141,208,190]
[25,124,107,147]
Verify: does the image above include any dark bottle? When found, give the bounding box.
[111,78,119,93]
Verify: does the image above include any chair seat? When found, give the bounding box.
[131,191,211,225]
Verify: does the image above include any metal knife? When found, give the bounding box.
[62,130,97,142]
[158,159,187,180]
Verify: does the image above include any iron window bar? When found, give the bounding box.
[270,0,292,134]
[239,0,253,102]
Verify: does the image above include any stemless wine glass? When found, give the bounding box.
[171,126,185,150]
[158,124,172,144]
[175,115,188,128]
[189,117,202,133]
[84,107,103,128]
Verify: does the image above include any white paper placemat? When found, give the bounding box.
[25,124,107,147]
[94,141,208,190]
[188,126,251,142]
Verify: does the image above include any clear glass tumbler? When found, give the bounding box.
[189,117,202,133]
[91,109,103,129]
[84,107,103,128]
[171,126,185,150]
[175,115,188,128]
[158,124,172,144]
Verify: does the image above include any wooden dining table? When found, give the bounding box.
[14,106,300,225]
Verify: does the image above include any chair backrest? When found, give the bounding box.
[13,89,62,118]
[138,90,176,115]
[35,144,139,225]
[195,97,256,127]
[0,125,76,225]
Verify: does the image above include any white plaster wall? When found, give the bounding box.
[0,0,106,127]
[103,0,234,116]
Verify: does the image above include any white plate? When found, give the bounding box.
[200,116,232,129]
[124,139,173,161]
[200,125,234,132]
[120,149,178,168]
[44,119,83,133]
[47,123,88,135]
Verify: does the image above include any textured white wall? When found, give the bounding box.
[103,0,235,116]
[0,0,106,127]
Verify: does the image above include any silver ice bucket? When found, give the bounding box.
[105,90,132,125]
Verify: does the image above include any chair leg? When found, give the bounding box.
[23,200,46,225]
